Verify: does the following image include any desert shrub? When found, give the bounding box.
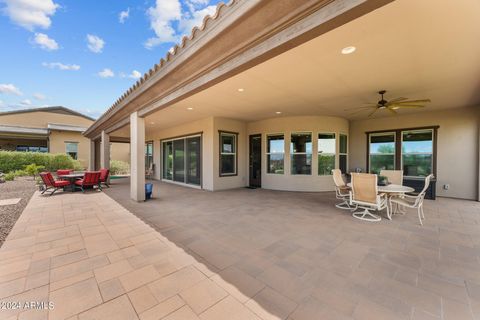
[24,164,45,178]
[0,151,84,173]
[4,171,15,181]
[110,160,130,175]
[14,169,28,177]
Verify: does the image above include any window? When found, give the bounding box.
[162,135,201,186]
[16,146,47,152]
[339,134,348,173]
[219,132,237,176]
[290,133,312,175]
[369,133,395,174]
[65,142,78,160]
[145,141,153,171]
[402,130,433,177]
[266,134,284,174]
[318,133,335,175]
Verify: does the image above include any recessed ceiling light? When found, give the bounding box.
[187,107,194,110]
[238,88,244,92]
[275,111,282,114]
[341,46,356,55]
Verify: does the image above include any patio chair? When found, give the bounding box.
[74,171,102,193]
[56,169,74,176]
[389,174,434,226]
[39,172,71,196]
[99,168,110,188]
[349,173,389,222]
[380,169,403,185]
[332,169,356,211]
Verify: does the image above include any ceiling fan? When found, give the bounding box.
[347,90,431,117]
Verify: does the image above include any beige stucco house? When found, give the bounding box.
[0,106,129,168]
[84,0,480,202]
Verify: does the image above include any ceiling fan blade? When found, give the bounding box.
[391,105,426,108]
[348,108,377,115]
[394,99,431,104]
[387,97,408,104]
[387,108,397,115]
[368,108,378,117]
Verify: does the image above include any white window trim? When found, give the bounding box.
[266,133,285,175]
[368,132,396,173]
[318,132,336,176]
[400,129,434,178]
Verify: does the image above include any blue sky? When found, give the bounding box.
[0,0,222,118]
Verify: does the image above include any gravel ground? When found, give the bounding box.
[0,177,37,247]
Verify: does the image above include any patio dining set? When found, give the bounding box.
[332,169,434,225]
[39,168,110,196]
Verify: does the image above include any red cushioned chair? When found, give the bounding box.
[74,171,102,192]
[56,169,73,176]
[99,168,110,188]
[39,172,71,196]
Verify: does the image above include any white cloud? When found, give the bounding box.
[119,8,129,23]
[178,5,216,34]
[20,99,32,106]
[86,34,105,53]
[129,70,141,79]
[0,83,22,95]
[33,32,58,50]
[42,62,80,70]
[33,93,46,100]
[144,0,181,49]
[97,68,114,78]
[144,0,217,49]
[2,0,59,31]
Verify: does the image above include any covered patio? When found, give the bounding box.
[1,179,479,319]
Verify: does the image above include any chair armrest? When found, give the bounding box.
[402,194,419,199]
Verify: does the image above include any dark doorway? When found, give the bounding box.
[249,134,261,188]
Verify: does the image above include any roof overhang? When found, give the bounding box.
[47,123,88,132]
[84,0,393,139]
[0,125,49,137]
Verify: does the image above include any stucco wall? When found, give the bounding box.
[247,116,349,192]
[147,117,214,190]
[349,107,480,200]
[49,130,91,168]
[110,143,130,163]
[0,111,93,128]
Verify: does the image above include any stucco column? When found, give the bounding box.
[130,112,145,201]
[88,140,95,171]
[100,131,110,170]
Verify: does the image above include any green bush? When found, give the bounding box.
[24,164,45,178]
[110,160,130,175]
[4,172,15,181]
[14,169,28,177]
[0,151,84,173]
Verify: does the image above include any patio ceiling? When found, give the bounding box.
[111,0,480,138]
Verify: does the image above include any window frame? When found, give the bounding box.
[338,133,349,174]
[368,132,396,174]
[219,131,238,177]
[401,128,434,178]
[317,132,336,176]
[266,133,285,175]
[290,131,313,175]
[65,141,79,160]
[366,126,439,178]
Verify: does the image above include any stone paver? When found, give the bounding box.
[0,198,21,206]
[0,181,479,320]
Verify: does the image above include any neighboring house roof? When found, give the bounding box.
[0,106,95,121]
[47,123,88,132]
[0,125,49,136]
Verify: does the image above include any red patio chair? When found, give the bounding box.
[56,169,74,176]
[74,171,102,192]
[99,168,110,188]
[39,172,71,196]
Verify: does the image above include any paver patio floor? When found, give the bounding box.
[0,181,479,320]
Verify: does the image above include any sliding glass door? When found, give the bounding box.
[162,135,201,186]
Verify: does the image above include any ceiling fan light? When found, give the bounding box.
[391,106,400,110]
